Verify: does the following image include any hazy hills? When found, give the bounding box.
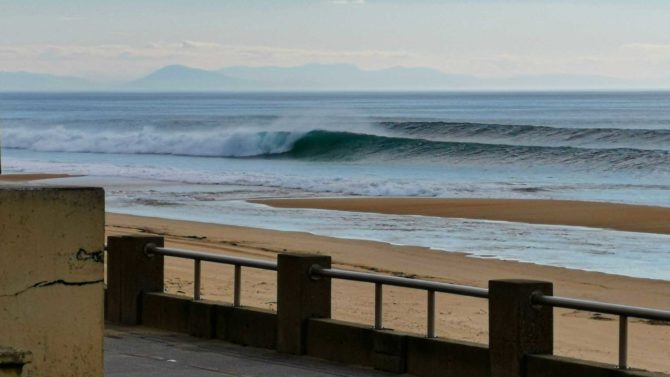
[0,64,665,91]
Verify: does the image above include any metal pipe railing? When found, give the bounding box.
[531,294,670,322]
[144,243,277,306]
[193,259,201,300]
[427,290,436,338]
[532,293,670,369]
[234,265,242,307]
[375,283,383,329]
[311,266,488,338]
[311,266,489,298]
[145,244,277,270]
[140,244,670,370]
[619,315,628,369]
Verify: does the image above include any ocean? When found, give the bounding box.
[1,91,669,279]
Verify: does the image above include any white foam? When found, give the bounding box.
[4,158,453,196]
[1,111,383,157]
[3,126,307,157]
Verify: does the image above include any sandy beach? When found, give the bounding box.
[107,209,670,373]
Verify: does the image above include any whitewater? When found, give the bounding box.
[2,91,669,279]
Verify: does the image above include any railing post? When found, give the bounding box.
[193,259,201,300]
[489,279,553,377]
[427,290,436,338]
[106,235,164,325]
[276,253,331,354]
[374,283,383,329]
[233,264,242,307]
[618,315,628,369]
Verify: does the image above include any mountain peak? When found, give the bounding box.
[125,65,244,91]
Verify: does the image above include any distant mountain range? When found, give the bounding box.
[1,64,667,91]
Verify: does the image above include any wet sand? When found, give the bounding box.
[253,198,670,235]
[0,173,78,182]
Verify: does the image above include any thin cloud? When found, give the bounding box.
[60,16,86,21]
[0,41,414,61]
[329,0,366,4]
[622,43,670,58]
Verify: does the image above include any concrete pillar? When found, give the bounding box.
[106,235,164,324]
[276,253,331,354]
[489,279,553,377]
[0,187,105,376]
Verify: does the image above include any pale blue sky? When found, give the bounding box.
[2,0,670,82]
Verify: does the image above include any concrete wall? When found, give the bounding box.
[0,187,105,377]
[306,318,375,366]
[406,335,490,377]
[526,355,667,377]
[134,293,665,377]
[305,318,490,376]
[141,292,278,349]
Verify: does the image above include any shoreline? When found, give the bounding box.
[0,173,79,182]
[106,212,670,373]
[252,197,670,235]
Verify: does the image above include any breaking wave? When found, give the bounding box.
[3,122,670,172]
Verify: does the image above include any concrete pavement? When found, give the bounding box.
[105,325,398,377]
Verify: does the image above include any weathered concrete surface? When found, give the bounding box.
[140,292,279,348]
[141,292,192,333]
[406,336,489,377]
[373,330,409,373]
[489,280,553,377]
[105,324,395,377]
[106,235,164,324]
[277,254,331,354]
[216,305,277,349]
[526,355,667,377]
[306,318,375,366]
[0,187,105,376]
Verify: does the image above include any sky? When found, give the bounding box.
[2,0,670,83]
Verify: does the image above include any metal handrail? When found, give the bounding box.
[145,244,278,271]
[310,265,670,369]
[139,244,670,370]
[532,293,670,369]
[310,266,488,339]
[311,266,489,298]
[144,243,277,305]
[531,294,670,322]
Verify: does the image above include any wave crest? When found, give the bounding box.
[4,125,670,173]
[3,126,304,157]
[382,121,670,151]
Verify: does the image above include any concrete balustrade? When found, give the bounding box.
[276,253,332,354]
[489,280,554,377]
[104,235,667,377]
[105,235,164,324]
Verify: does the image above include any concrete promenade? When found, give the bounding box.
[105,325,395,377]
